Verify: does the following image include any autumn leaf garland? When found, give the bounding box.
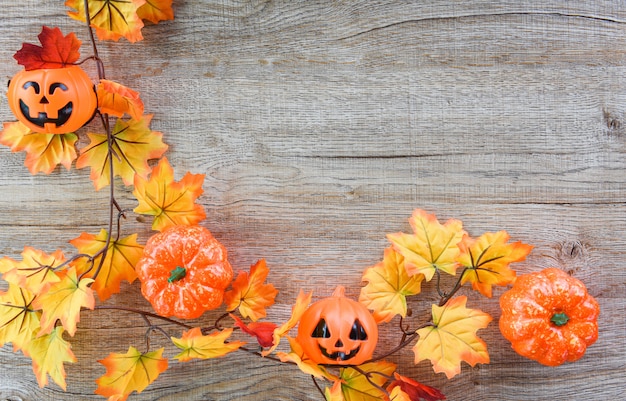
[0,2,540,401]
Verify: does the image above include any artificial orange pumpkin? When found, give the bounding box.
[135,225,233,319]
[7,65,97,134]
[296,286,378,365]
[499,267,599,366]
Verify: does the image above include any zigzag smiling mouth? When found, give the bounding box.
[20,99,73,128]
[319,345,360,361]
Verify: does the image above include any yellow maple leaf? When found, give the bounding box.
[262,289,312,356]
[413,296,492,379]
[138,0,174,23]
[0,284,41,351]
[171,327,244,361]
[95,346,168,401]
[338,361,396,401]
[22,326,76,390]
[31,267,95,337]
[69,230,143,301]
[457,231,533,297]
[0,121,78,174]
[76,115,168,190]
[224,259,278,321]
[359,247,423,323]
[277,337,338,381]
[66,0,146,42]
[387,209,465,281]
[133,157,206,231]
[96,80,144,120]
[0,247,64,295]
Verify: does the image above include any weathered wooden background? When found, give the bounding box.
[1,1,625,400]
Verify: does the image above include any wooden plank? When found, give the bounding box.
[1,0,625,400]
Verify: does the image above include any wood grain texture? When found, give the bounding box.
[1,0,625,400]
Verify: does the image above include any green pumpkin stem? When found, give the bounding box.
[550,312,569,326]
[168,266,186,283]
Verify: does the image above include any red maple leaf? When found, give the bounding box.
[14,26,82,70]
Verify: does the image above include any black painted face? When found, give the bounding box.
[311,318,368,362]
[18,81,73,128]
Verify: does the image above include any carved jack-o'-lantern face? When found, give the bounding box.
[7,65,97,134]
[296,286,378,365]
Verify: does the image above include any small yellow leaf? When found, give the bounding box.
[171,327,244,361]
[0,247,64,295]
[76,115,168,190]
[413,296,492,379]
[387,209,465,281]
[224,259,278,321]
[0,121,78,174]
[0,284,41,351]
[70,230,143,301]
[458,231,533,297]
[359,247,423,323]
[66,0,146,43]
[96,346,168,401]
[22,326,76,390]
[31,267,95,337]
[133,157,206,231]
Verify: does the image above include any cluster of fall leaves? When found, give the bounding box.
[0,2,535,401]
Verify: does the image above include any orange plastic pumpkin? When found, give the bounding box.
[296,286,378,365]
[135,225,234,319]
[7,65,97,134]
[499,267,599,366]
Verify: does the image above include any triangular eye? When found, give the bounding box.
[312,318,331,338]
[349,319,368,341]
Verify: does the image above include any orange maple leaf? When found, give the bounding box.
[224,259,278,321]
[66,0,146,43]
[457,231,533,297]
[413,296,492,379]
[138,0,174,23]
[76,115,168,190]
[0,122,78,174]
[359,247,423,323]
[0,247,65,295]
[387,209,465,281]
[262,290,312,356]
[95,346,168,401]
[0,284,41,351]
[231,314,277,348]
[277,336,338,381]
[13,26,81,70]
[96,80,145,120]
[338,361,396,401]
[69,230,143,301]
[22,326,76,390]
[31,267,95,337]
[133,157,206,231]
[171,327,245,362]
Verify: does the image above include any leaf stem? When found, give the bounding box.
[93,305,195,330]
[438,267,469,306]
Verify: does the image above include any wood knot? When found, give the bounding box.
[603,109,624,136]
[553,240,589,275]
